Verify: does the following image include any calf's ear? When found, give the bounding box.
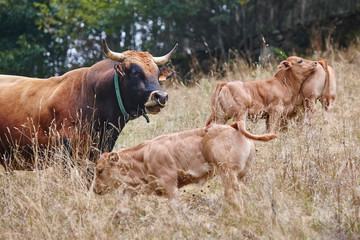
[107,152,119,165]
[159,67,174,82]
[278,61,292,70]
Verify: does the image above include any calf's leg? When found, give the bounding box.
[114,188,135,216]
[217,162,240,205]
[267,110,281,132]
[304,97,317,124]
[320,97,334,123]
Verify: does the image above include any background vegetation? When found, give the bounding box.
[1,0,360,239]
[1,0,360,80]
[1,45,360,239]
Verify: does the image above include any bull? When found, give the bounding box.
[0,39,178,170]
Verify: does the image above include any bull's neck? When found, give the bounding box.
[116,72,150,123]
[113,72,130,120]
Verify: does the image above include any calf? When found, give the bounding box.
[290,59,336,122]
[206,56,318,132]
[93,121,277,211]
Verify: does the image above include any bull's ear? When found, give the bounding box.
[115,64,126,77]
[107,152,119,165]
[278,61,292,70]
[159,67,174,82]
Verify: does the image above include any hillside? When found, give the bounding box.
[1,46,359,239]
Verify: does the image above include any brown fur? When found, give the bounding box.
[206,82,227,126]
[93,121,277,211]
[206,56,318,132]
[0,50,174,170]
[317,59,331,105]
[289,59,336,123]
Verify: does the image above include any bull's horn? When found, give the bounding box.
[102,38,126,62]
[152,43,178,65]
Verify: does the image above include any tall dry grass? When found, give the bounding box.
[1,46,360,239]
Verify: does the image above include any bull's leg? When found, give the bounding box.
[0,157,12,174]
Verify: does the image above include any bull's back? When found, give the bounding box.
[0,76,59,147]
[0,75,60,118]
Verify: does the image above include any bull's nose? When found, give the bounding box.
[154,92,168,105]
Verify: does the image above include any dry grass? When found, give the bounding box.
[1,46,360,239]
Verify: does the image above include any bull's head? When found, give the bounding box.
[102,39,177,118]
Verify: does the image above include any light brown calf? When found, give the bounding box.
[206,56,318,132]
[290,59,336,122]
[93,121,277,211]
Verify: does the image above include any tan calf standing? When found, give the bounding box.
[206,56,318,132]
[291,59,336,122]
[93,121,277,211]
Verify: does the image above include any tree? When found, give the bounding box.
[1,0,359,78]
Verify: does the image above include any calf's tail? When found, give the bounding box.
[206,82,227,126]
[317,59,331,106]
[230,120,277,141]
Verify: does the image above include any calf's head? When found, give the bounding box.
[278,56,317,81]
[93,152,120,195]
[103,39,177,116]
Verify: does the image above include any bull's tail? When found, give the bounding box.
[317,59,331,106]
[206,82,227,126]
[230,120,278,141]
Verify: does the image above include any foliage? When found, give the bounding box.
[0,0,360,78]
[0,0,52,76]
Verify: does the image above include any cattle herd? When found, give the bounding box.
[0,39,336,213]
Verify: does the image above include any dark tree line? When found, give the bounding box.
[1,0,359,80]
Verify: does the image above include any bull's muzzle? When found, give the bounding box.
[153,91,168,106]
[144,90,168,114]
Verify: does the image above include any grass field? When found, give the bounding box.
[1,46,359,239]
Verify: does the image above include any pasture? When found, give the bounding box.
[0,47,359,239]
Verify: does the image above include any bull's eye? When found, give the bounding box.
[98,169,103,175]
[298,60,303,64]
[131,69,141,78]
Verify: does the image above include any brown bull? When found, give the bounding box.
[0,39,178,170]
[206,56,318,132]
[93,120,277,212]
[289,59,336,122]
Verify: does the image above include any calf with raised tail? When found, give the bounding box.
[206,56,318,132]
[93,121,277,212]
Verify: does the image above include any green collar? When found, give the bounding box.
[113,71,130,121]
[113,71,150,123]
